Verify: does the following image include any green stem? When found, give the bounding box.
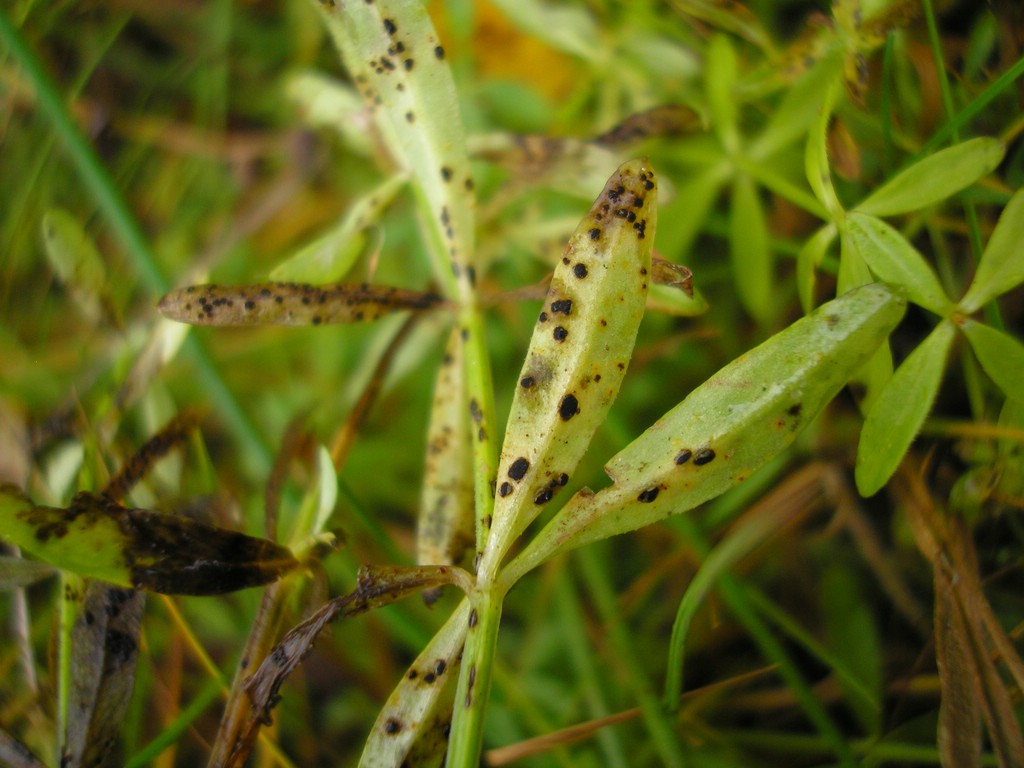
[447,583,504,768]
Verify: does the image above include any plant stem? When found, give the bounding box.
[447,582,504,768]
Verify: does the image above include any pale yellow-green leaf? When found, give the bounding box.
[480,159,657,574]
[312,0,476,295]
[418,325,475,568]
[504,282,905,581]
[358,600,469,767]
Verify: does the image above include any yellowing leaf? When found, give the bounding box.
[481,159,658,573]
[417,325,475,570]
[504,282,906,580]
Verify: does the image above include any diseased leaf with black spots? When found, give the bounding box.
[0,486,298,595]
[158,282,448,327]
[480,159,657,572]
[63,582,144,768]
[233,565,470,763]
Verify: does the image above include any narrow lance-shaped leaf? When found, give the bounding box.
[855,137,1004,217]
[158,282,447,327]
[847,212,952,314]
[855,320,956,497]
[503,283,906,581]
[418,325,475,573]
[960,188,1024,313]
[312,0,476,296]
[359,599,469,768]
[0,486,298,595]
[959,319,1024,405]
[730,173,773,321]
[41,208,107,323]
[480,159,657,573]
[270,173,406,284]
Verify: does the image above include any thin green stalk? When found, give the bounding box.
[447,583,504,768]
[554,570,629,768]
[577,546,685,768]
[0,8,272,476]
[668,513,859,767]
[124,677,222,768]
[881,33,895,175]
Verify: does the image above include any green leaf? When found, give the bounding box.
[358,600,469,767]
[855,137,1004,216]
[855,320,956,496]
[960,188,1024,312]
[730,173,773,321]
[706,34,739,151]
[847,212,952,314]
[479,159,658,574]
[750,53,844,161]
[960,320,1024,404]
[270,173,406,284]
[504,283,906,579]
[805,79,843,221]
[41,208,107,322]
[0,486,298,594]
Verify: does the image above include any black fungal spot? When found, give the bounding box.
[408,669,418,679]
[555,473,568,486]
[520,376,535,389]
[383,18,396,34]
[693,448,716,466]
[573,263,589,279]
[539,311,548,323]
[468,609,478,628]
[441,166,453,182]
[508,457,530,481]
[435,659,447,675]
[405,111,415,123]
[424,671,436,684]
[559,394,579,421]
[312,316,322,325]
[468,398,482,424]
[675,449,693,465]
[787,403,803,417]
[553,326,568,341]
[637,487,660,503]
[384,718,402,735]
[434,45,445,59]
[551,299,572,315]
[534,488,553,505]
[589,228,600,240]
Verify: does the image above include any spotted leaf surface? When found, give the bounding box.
[418,326,475,570]
[359,599,469,767]
[482,159,657,570]
[0,486,298,594]
[158,282,446,326]
[505,283,906,580]
[312,0,476,296]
